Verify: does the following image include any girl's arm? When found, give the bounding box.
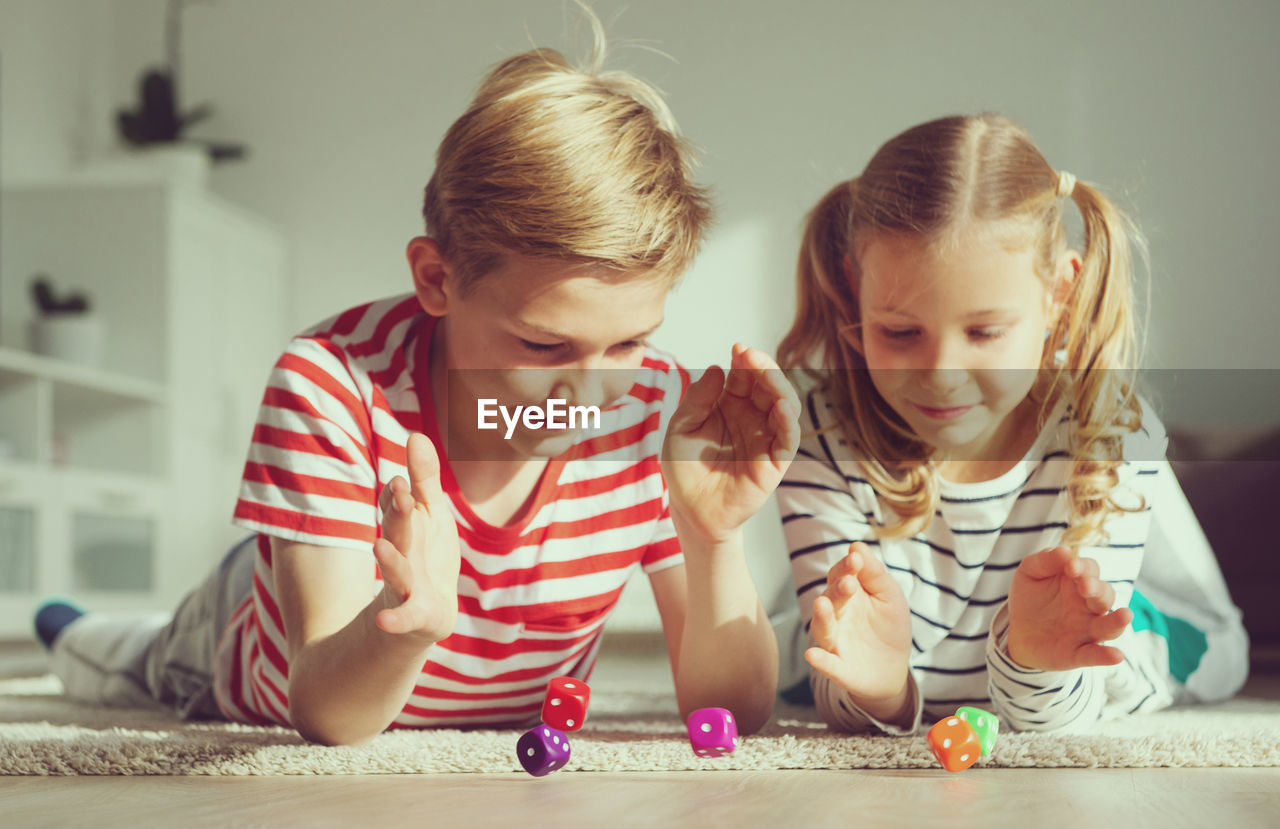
[780,448,920,735]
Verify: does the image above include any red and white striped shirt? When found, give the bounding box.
[214,295,687,728]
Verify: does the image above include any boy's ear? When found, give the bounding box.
[406,237,453,316]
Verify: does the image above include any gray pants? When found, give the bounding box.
[49,536,257,720]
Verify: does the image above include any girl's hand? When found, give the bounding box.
[1007,546,1133,671]
[805,542,914,704]
[660,344,800,545]
[371,432,461,644]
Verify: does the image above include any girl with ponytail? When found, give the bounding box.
[779,114,1249,733]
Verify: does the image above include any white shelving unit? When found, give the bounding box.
[0,157,288,637]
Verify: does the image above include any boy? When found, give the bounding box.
[38,36,797,745]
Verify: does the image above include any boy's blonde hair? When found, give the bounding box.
[779,113,1146,548]
[422,15,711,290]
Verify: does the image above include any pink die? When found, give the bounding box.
[687,707,738,757]
[541,676,591,731]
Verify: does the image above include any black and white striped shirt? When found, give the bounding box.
[781,389,1173,733]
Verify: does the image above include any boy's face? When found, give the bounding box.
[435,253,670,459]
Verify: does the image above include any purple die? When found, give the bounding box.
[687,707,738,757]
[517,724,571,777]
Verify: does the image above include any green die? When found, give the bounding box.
[955,707,999,757]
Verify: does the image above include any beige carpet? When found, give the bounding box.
[3,674,1280,774]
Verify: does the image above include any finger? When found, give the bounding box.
[669,365,725,437]
[1018,546,1075,580]
[1072,642,1125,667]
[373,538,410,599]
[1068,555,1100,581]
[723,343,757,400]
[1075,576,1115,616]
[1089,607,1133,642]
[744,349,802,419]
[380,477,414,552]
[769,396,801,466]
[809,595,840,650]
[406,432,446,510]
[804,646,849,685]
[848,544,899,603]
[376,601,428,636]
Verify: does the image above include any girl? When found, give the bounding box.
[777,113,1249,733]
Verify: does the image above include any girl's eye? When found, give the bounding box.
[969,327,1006,341]
[520,338,565,353]
[879,327,919,341]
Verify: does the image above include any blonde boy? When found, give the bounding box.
[41,33,796,745]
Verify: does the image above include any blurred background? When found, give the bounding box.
[1,1,1277,667]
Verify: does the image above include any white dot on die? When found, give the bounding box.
[947,717,959,726]
[552,735,560,744]
[542,728,550,737]
[961,754,970,763]
[959,712,968,720]
[526,748,535,757]
[567,719,575,727]
[978,717,986,726]
[700,723,712,733]
[551,698,562,706]
[564,682,576,688]
[943,738,951,749]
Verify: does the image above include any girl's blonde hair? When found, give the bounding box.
[778,113,1146,548]
[421,13,711,290]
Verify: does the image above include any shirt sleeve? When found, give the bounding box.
[779,396,923,734]
[984,404,1168,732]
[232,335,380,552]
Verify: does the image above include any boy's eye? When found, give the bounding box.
[519,338,566,353]
[613,339,646,352]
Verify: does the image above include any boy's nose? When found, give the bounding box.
[549,368,611,410]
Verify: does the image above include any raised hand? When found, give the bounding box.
[805,542,914,705]
[371,432,461,644]
[1006,546,1133,671]
[660,343,801,544]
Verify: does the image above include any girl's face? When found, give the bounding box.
[857,230,1055,465]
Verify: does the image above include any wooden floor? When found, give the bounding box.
[3,636,1279,828]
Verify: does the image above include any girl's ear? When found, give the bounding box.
[1047,248,1082,322]
[406,237,453,316]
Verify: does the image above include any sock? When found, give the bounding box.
[34,600,86,650]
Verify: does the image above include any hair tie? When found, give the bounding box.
[1056,170,1077,199]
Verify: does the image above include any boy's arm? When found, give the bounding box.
[275,433,460,746]
[655,344,800,734]
[273,537,437,746]
[649,527,778,735]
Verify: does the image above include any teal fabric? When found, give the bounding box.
[1129,589,1209,684]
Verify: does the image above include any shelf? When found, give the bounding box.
[0,346,166,404]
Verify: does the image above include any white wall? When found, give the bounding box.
[4,1,1279,629]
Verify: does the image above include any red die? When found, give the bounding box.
[541,676,590,731]
[927,715,982,773]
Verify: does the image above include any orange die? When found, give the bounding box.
[927,715,982,772]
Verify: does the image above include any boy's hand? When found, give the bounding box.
[661,344,800,545]
[805,542,913,705]
[1006,546,1133,671]
[372,432,461,644]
